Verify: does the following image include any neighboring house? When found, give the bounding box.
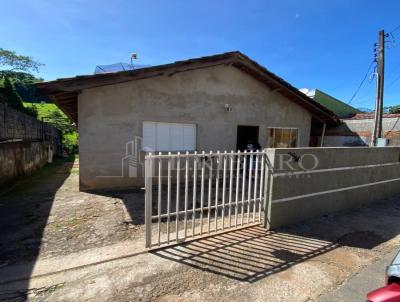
[36,51,338,190]
[322,113,400,147]
[300,88,361,117]
[299,88,400,147]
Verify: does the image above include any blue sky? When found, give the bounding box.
[1,0,400,109]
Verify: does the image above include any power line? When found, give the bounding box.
[390,24,400,34]
[348,60,375,104]
[386,73,400,89]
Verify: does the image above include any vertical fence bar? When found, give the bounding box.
[184,152,189,238]
[200,151,205,235]
[258,152,265,222]
[146,150,271,248]
[145,154,153,248]
[175,153,181,241]
[253,152,259,222]
[221,151,227,230]
[214,151,220,231]
[228,151,234,228]
[247,151,253,224]
[241,151,247,225]
[235,151,240,227]
[167,152,171,244]
[207,151,213,233]
[192,151,198,237]
[157,154,162,245]
[264,154,273,229]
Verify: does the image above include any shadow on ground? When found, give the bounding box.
[0,156,75,301]
[86,189,146,226]
[153,197,400,283]
[153,226,338,283]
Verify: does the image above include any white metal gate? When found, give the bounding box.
[145,150,270,249]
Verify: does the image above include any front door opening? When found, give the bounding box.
[236,125,260,151]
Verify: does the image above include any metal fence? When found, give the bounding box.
[0,103,62,153]
[145,150,270,249]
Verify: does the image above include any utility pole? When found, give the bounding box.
[371,30,386,146]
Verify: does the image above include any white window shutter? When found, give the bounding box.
[143,122,196,152]
[142,122,156,151]
[183,124,196,151]
[156,123,170,151]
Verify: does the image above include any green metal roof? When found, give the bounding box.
[306,89,361,117]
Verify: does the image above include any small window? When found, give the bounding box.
[267,128,298,148]
[143,122,196,152]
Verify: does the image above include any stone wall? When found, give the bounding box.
[0,141,49,187]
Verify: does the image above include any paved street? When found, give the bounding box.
[318,249,399,302]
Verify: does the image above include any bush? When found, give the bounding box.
[0,76,38,117]
[63,132,79,154]
[24,102,78,154]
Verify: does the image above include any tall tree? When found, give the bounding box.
[0,76,37,117]
[0,48,43,72]
[388,105,400,114]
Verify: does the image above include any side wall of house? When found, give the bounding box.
[78,65,312,190]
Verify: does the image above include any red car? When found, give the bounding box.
[367,251,400,302]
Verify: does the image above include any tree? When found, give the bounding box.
[2,76,24,111]
[0,70,48,103]
[0,76,37,117]
[45,109,78,153]
[0,48,43,72]
[388,105,400,114]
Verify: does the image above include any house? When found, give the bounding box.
[299,88,362,146]
[321,113,400,146]
[299,88,361,117]
[298,89,400,147]
[36,51,338,190]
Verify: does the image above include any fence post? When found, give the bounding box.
[263,150,274,230]
[2,104,5,140]
[145,153,153,248]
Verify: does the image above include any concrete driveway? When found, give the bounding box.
[0,157,400,301]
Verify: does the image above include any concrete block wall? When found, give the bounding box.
[266,147,400,228]
[321,116,400,147]
[0,141,49,187]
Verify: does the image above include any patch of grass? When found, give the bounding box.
[70,167,79,175]
[45,283,65,294]
[23,102,66,120]
[53,218,85,229]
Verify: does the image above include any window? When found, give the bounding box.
[142,122,196,152]
[267,128,298,148]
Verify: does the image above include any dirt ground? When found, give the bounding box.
[0,157,400,301]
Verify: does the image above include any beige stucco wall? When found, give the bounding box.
[78,65,312,190]
[265,147,400,228]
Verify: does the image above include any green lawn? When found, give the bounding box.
[23,102,67,120]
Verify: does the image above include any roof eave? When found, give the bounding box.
[35,51,339,125]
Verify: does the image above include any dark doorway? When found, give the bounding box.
[236,125,260,151]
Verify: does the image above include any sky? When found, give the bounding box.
[1,0,400,109]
